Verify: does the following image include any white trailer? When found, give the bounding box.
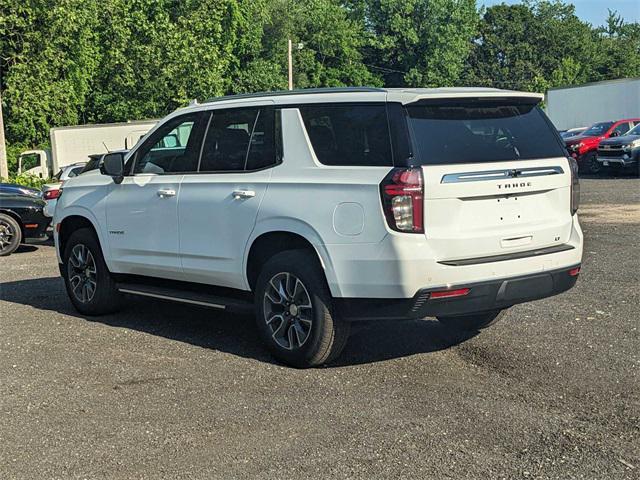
[18,119,157,178]
[546,78,640,131]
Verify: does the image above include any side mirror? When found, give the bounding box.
[100,152,125,184]
[610,131,620,137]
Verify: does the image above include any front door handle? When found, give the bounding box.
[157,188,176,198]
[232,189,256,199]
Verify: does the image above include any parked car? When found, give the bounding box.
[43,152,128,219]
[42,162,87,218]
[79,150,129,176]
[53,87,583,367]
[564,118,640,174]
[17,120,156,178]
[559,127,587,139]
[0,183,43,198]
[596,123,640,175]
[0,192,51,255]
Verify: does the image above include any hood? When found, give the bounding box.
[599,134,640,146]
[564,135,601,146]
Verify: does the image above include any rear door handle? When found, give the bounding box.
[232,189,256,199]
[157,188,176,198]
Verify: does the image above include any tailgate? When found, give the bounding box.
[422,158,573,262]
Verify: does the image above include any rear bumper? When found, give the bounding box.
[325,216,583,299]
[335,265,580,321]
[43,198,57,218]
[22,213,51,240]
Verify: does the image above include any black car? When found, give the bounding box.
[596,123,640,175]
[0,183,43,198]
[0,193,51,256]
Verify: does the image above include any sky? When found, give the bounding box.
[480,0,640,27]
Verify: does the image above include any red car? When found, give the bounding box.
[564,118,640,174]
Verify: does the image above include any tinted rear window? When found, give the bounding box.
[300,104,393,166]
[406,101,565,165]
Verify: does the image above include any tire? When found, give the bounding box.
[437,309,506,332]
[255,249,350,368]
[62,228,122,315]
[0,213,22,256]
[584,152,601,175]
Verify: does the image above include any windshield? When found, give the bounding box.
[561,129,584,139]
[67,166,84,178]
[405,101,565,165]
[626,124,640,136]
[53,169,63,181]
[583,122,614,136]
[19,153,40,171]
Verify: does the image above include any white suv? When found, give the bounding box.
[53,87,583,367]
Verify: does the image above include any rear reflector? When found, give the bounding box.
[429,288,471,299]
[568,266,581,276]
[24,223,38,229]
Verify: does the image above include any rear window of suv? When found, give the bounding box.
[405,100,566,165]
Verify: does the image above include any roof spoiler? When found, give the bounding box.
[401,91,544,106]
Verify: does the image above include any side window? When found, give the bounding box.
[246,108,277,171]
[133,113,204,174]
[299,104,393,166]
[199,108,257,172]
[199,107,277,172]
[613,122,630,135]
[68,167,84,178]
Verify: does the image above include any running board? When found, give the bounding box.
[116,282,254,314]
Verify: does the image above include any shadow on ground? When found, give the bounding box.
[0,276,477,367]
[14,244,39,254]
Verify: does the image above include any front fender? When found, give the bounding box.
[54,206,110,268]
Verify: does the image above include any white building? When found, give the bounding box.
[546,78,640,130]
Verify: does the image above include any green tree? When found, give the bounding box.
[1,0,100,146]
[591,10,640,80]
[87,0,240,122]
[350,0,478,87]
[464,0,596,91]
[230,0,381,93]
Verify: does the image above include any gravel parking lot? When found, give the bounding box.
[1,177,638,479]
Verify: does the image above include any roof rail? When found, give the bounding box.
[202,87,385,104]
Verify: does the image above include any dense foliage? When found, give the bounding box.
[1,0,638,173]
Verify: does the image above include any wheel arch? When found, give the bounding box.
[57,214,107,264]
[0,209,25,241]
[244,223,340,296]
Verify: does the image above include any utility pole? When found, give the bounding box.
[0,90,8,180]
[288,39,293,91]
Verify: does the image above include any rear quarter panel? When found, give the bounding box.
[251,108,391,296]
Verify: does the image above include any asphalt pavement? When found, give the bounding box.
[1,177,638,479]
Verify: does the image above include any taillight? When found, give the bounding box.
[44,188,62,200]
[380,167,424,233]
[568,157,580,215]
